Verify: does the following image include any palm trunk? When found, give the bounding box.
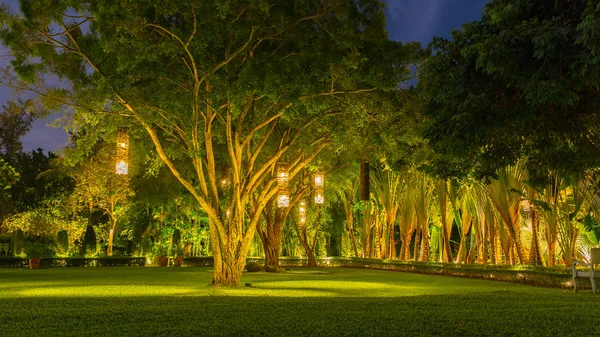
[413,228,420,261]
[420,224,429,262]
[442,224,452,262]
[348,223,359,258]
[374,220,381,259]
[401,233,413,260]
[547,239,556,267]
[527,209,543,265]
[389,222,397,260]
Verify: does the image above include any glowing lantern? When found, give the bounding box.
[277,162,290,208]
[314,170,324,204]
[298,200,307,225]
[115,129,129,175]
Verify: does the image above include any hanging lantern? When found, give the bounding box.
[277,161,290,208]
[115,129,129,175]
[314,169,324,204]
[298,200,307,225]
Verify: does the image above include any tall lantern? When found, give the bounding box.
[298,200,307,225]
[115,129,129,175]
[314,169,324,204]
[277,162,290,208]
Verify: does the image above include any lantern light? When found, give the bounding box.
[314,170,324,204]
[277,194,290,208]
[115,129,129,175]
[277,161,290,208]
[298,200,307,225]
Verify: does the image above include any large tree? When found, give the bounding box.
[419,0,600,182]
[1,0,419,285]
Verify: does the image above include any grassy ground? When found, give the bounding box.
[0,267,598,336]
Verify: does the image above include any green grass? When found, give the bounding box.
[0,267,598,336]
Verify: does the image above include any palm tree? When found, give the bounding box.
[434,179,453,262]
[372,168,401,259]
[412,172,432,262]
[483,164,528,264]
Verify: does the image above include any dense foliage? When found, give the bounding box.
[419,0,600,181]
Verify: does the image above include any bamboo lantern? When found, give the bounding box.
[277,162,290,208]
[359,161,370,201]
[314,170,324,204]
[298,200,307,225]
[115,129,129,175]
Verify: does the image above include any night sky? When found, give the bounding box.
[2,0,488,153]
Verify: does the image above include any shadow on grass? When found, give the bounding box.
[0,292,598,337]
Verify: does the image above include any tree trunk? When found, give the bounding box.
[401,234,412,260]
[349,225,359,258]
[442,223,452,263]
[413,228,420,261]
[547,239,556,267]
[512,226,527,264]
[527,209,543,266]
[107,216,117,256]
[212,251,245,287]
[467,232,477,264]
[259,205,286,268]
[306,248,317,267]
[389,221,397,260]
[420,224,429,262]
[107,228,114,256]
[456,234,467,263]
[374,220,381,259]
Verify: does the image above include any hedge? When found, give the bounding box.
[0,257,146,268]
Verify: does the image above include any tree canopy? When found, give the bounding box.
[419,0,600,182]
[0,0,423,285]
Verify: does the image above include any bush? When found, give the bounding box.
[245,261,263,272]
[0,257,146,268]
[264,265,278,272]
[11,229,24,256]
[56,230,69,255]
[24,241,55,258]
[82,226,96,256]
[112,244,128,256]
[0,257,27,268]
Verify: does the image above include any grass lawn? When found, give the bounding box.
[0,267,598,336]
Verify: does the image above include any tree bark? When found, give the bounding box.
[389,221,396,260]
[419,223,429,262]
[527,209,543,266]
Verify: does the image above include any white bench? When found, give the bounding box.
[572,248,599,294]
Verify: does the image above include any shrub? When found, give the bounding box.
[11,229,24,255]
[112,244,128,256]
[264,265,278,272]
[141,234,152,256]
[82,226,97,256]
[56,230,69,255]
[172,229,181,245]
[24,241,55,258]
[245,261,263,272]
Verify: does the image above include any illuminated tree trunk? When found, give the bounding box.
[258,205,290,268]
[413,228,420,261]
[419,223,429,262]
[389,222,397,260]
[527,209,543,266]
[547,240,556,267]
[401,233,413,260]
[374,218,382,259]
[343,189,360,258]
[490,230,497,264]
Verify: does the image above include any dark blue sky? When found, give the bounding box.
[11,0,488,153]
